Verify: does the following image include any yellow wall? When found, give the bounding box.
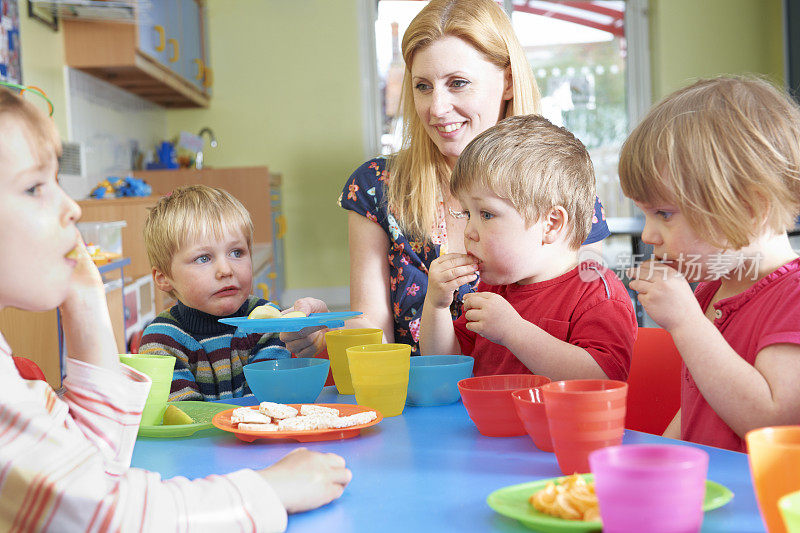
[19,0,785,293]
[649,0,785,100]
[166,0,366,291]
[19,8,68,137]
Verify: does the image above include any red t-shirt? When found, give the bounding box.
[453,262,636,380]
[682,257,800,452]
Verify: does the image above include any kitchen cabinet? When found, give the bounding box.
[267,172,286,305]
[64,0,211,108]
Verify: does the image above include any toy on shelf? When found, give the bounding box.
[90,176,152,199]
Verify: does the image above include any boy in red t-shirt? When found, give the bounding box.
[420,115,636,380]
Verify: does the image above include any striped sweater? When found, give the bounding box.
[139,296,290,401]
[0,333,287,532]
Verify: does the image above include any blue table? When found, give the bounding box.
[131,387,764,532]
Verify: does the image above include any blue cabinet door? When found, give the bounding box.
[137,0,168,65]
[164,0,182,72]
[180,0,205,92]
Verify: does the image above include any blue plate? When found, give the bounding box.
[219,311,362,332]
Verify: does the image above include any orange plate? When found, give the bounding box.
[211,403,383,443]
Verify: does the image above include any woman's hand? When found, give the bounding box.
[427,253,478,309]
[279,298,329,358]
[627,260,704,332]
[258,448,352,514]
[462,291,521,346]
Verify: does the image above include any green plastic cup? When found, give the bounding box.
[119,354,175,425]
[780,490,800,533]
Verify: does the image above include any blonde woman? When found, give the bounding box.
[342,0,611,354]
[286,0,610,357]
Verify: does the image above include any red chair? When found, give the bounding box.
[625,327,682,435]
[12,356,47,382]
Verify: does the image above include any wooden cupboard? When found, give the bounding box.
[63,0,211,108]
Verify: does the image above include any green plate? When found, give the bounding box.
[486,474,734,532]
[138,401,241,438]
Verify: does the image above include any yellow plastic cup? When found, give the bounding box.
[119,354,175,426]
[347,343,411,417]
[325,328,383,394]
[780,491,800,533]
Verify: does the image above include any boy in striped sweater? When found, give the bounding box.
[139,185,296,401]
[0,87,349,531]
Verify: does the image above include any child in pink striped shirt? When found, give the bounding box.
[0,87,350,531]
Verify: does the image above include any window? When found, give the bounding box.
[366,0,650,218]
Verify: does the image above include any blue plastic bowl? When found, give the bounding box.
[406,355,474,406]
[243,358,330,404]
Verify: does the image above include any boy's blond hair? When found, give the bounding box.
[144,185,254,277]
[619,76,800,249]
[0,88,61,167]
[450,114,595,249]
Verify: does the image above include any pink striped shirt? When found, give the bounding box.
[0,333,287,532]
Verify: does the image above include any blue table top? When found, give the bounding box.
[130,387,764,532]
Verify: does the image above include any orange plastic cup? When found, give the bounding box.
[347,343,411,416]
[325,328,383,394]
[747,426,800,533]
[541,379,628,474]
[512,387,553,452]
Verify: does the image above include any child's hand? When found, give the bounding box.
[64,233,106,301]
[462,292,521,346]
[279,298,329,358]
[60,231,119,371]
[258,448,352,514]
[627,260,704,332]
[426,253,479,309]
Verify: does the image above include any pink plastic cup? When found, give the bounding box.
[511,387,553,452]
[541,379,628,474]
[590,444,709,533]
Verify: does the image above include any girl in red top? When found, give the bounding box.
[622,76,800,451]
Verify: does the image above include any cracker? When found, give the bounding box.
[300,404,340,417]
[330,411,378,428]
[259,402,298,419]
[231,408,271,425]
[237,422,279,432]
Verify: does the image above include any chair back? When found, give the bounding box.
[12,356,47,382]
[625,327,682,434]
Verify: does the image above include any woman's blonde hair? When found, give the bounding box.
[0,88,61,167]
[387,0,541,241]
[619,76,800,249]
[144,185,254,277]
[451,115,595,249]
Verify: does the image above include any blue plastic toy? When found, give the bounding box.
[90,176,152,199]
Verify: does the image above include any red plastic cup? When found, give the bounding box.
[746,426,800,533]
[542,379,628,474]
[511,387,553,452]
[457,374,550,437]
[590,444,709,533]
